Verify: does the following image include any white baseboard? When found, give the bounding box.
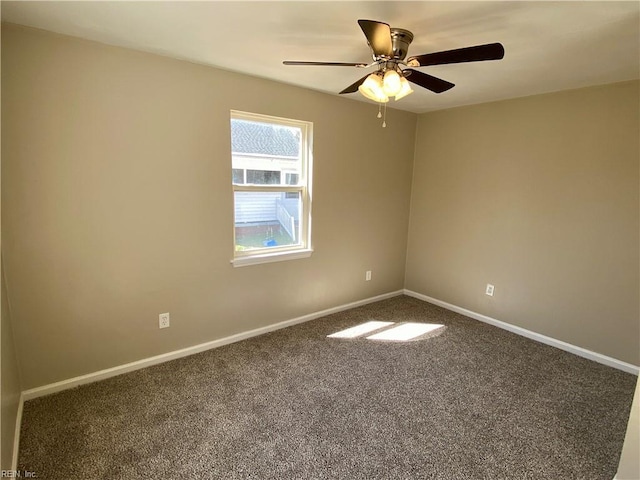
[22,290,404,401]
[11,393,24,470]
[404,289,639,375]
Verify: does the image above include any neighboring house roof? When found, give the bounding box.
[231,119,300,157]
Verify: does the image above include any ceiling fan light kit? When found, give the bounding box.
[284,19,505,126]
[357,68,415,104]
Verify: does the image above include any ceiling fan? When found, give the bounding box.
[283,19,505,103]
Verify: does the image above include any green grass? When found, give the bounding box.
[235,224,295,250]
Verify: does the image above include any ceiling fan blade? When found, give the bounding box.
[283,61,368,67]
[403,69,455,94]
[407,43,505,67]
[358,19,393,57]
[339,74,371,94]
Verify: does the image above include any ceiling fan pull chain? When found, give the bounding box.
[377,103,382,119]
[382,103,387,128]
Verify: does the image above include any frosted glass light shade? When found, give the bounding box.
[358,74,389,103]
[383,70,402,96]
[394,76,414,101]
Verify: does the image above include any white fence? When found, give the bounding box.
[276,199,296,242]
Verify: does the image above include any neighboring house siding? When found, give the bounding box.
[233,154,298,173]
[234,192,281,223]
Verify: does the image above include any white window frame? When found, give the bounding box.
[230,110,313,267]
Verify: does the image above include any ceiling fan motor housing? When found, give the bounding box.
[389,28,414,60]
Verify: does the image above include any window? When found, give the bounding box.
[230,111,313,266]
[247,169,281,185]
[232,168,245,184]
[285,173,299,185]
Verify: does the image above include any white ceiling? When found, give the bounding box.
[3,1,639,113]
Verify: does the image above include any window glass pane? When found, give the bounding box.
[232,168,244,184]
[230,119,302,185]
[234,191,301,251]
[231,119,301,157]
[285,173,299,185]
[246,169,281,185]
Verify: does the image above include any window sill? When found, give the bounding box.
[231,248,313,268]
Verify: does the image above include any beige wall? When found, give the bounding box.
[406,80,640,365]
[616,380,640,479]
[1,24,416,389]
[1,19,24,470]
[1,260,22,469]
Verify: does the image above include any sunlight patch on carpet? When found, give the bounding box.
[328,321,445,341]
[327,321,394,338]
[367,323,444,341]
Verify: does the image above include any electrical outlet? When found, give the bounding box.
[365,270,372,281]
[159,312,170,329]
[485,284,495,296]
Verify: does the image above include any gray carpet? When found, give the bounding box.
[19,296,637,479]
